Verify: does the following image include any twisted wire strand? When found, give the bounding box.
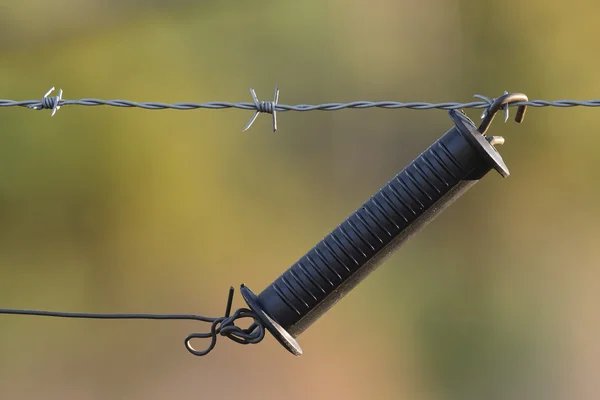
[3,94,600,112]
[3,87,600,131]
[2,98,600,111]
[0,287,264,357]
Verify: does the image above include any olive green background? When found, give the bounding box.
[1,1,599,399]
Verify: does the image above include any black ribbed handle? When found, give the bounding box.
[241,110,509,355]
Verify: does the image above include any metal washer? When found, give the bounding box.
[240,284,303,356]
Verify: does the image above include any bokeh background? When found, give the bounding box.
[0,1,599,399]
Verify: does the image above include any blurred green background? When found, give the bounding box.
[1,1,599,399]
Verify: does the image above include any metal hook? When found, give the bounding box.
[476,91,528,135]
[243,86,279,132]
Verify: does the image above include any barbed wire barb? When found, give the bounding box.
[28,87,63,116]
[243,86,279,132]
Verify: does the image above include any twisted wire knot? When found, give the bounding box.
[256,99,275,114]
[184,287,265,356]
[185,307,265,356]
[40,95,58,110]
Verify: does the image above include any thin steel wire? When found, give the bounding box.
[0,287,265,357]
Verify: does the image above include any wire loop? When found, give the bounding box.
[185,307,265,356]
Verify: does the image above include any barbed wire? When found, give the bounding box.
[2,87,600,131]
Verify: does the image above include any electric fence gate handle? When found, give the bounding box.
[240,93,529,356]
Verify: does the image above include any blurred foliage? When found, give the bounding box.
[0,1,599,399]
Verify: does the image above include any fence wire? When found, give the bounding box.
[2,87,600,131]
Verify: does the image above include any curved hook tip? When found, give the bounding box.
[478,92,528,135]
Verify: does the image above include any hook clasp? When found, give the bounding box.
[477,92,528,135]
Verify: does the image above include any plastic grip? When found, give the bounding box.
[242,110,509,353]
